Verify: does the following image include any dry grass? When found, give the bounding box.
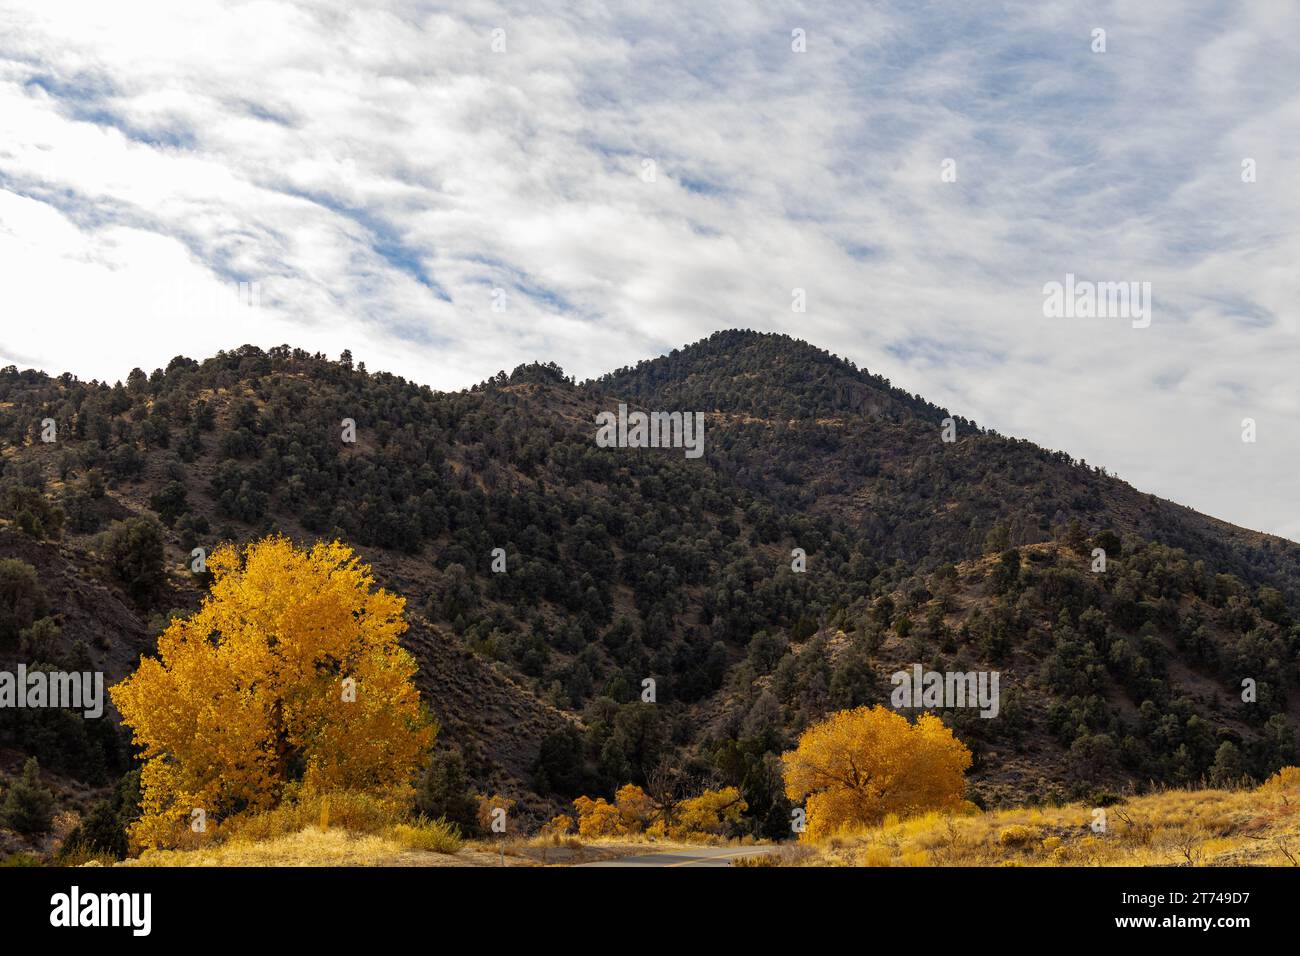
[767,768,1300,867]
[114,829,730,868]
[117,822,508,867]
[95,773,1300,868]
[97,787,759,867]
[123,828,424,867]
[121,822,464,867]
[389,818,463,854]
[111,789,467,867]
[219,789,409,844]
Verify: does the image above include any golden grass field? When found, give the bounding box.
[100,829,738,867]
[66,768,1300,868]
[744,767,1300,866]
[71,786,738,867]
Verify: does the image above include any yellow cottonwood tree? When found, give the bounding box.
[670,786,746,838]
[110,537,435,849]
[782,705,971,840]
[572,795,621,838]
[614,783,656,833]
[573,784,748,840]
[542,814,574,838]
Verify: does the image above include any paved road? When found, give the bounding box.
[575,846,776,868]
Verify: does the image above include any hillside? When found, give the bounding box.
[0,331,1296,852]
[600,331,1300,596]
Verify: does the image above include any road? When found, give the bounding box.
[574,846,776,868]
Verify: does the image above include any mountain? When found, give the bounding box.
[600,331,1300,595]
[1,331,1296,843]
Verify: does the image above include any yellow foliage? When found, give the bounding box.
[110,536,435,850]
[781,705,972,840]
[572,796,621,838]
[1263,766,1300,792]
[998,825,1039,847]
[614,784,656,833]
[573,784,747,841]
[767,774,1300,867]
[671,787,747,838]
[541,814,574,838]
[223,787,405,845]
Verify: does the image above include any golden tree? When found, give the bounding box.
[110,536,435,849]
[572,795,621,838]
[573,784,749,840]
[670,786,747,838]
[541,814,574,838]
[614,783,656,833]
[782,705,971,840]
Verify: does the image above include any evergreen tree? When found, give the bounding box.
[1,758,55,835]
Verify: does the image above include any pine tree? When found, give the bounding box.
[2,758,55,835]
[415,749,479,833]
[1209,741,1246,788]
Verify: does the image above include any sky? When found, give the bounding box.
[0,0,1296,539]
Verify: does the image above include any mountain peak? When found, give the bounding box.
[597,328,957,424]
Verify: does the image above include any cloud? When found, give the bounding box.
[0,0,1296,538]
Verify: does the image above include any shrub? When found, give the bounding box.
[732,852,780,867]
[18,616,61,662]
[614,783,655,833]
[860,843,892,866]
[97,517,165,603]
[671,786,747,838]
[225,788,407,844]
[0,482,63,539]
[573,795,621,838]
[57,769,141,861]
[540,814,574,840]
[0,560,49,646]
[388,817,462,854]
[997,825,1038,847]
[148,481,189,526]
[1262,766,1300,792]
[415,749,480,834]
[1,758,56,836]
[1208,742,1246,788]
